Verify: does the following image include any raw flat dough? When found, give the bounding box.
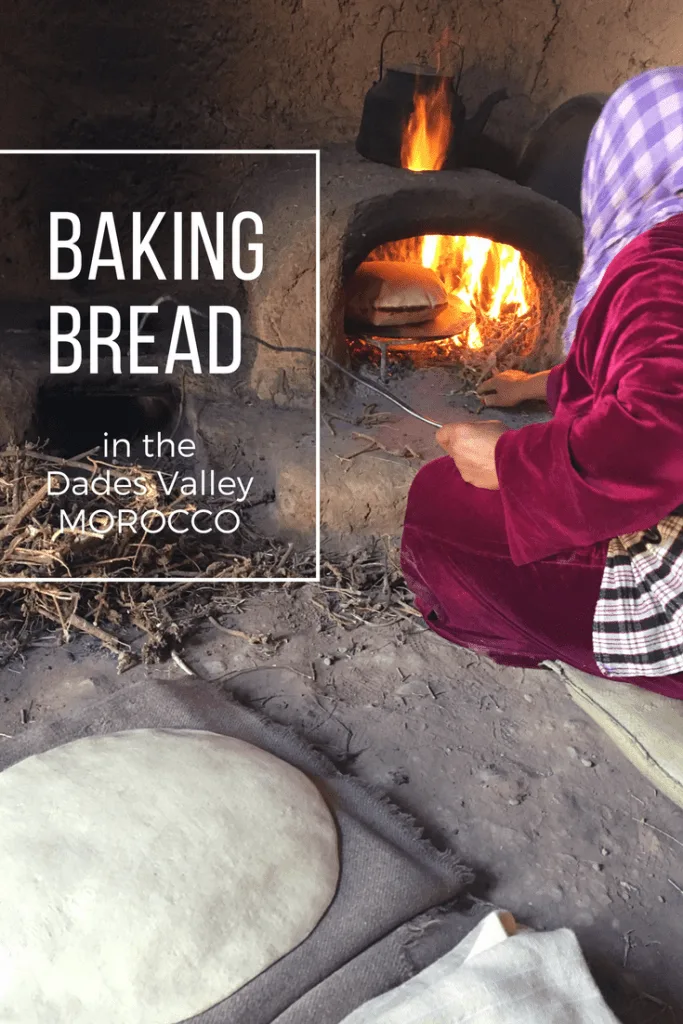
[346,260,448,326]
[0,729,339,1024]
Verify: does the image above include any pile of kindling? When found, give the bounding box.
[0,444,416,670]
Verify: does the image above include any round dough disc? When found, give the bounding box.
[0,729,339,1024]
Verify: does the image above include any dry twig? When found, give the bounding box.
[635,819,683,850]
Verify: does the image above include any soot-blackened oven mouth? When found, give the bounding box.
[344,231,542,385]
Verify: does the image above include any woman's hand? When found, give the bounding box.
[477,369,550,408]
[436,420,508,490]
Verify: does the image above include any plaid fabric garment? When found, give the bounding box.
[594,512,683,677]
[559,68,683,677]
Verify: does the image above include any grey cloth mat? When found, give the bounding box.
[0,678,475,1024]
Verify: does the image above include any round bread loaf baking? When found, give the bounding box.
[346,260,448,326]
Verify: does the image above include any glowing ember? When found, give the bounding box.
[400,76,453,172]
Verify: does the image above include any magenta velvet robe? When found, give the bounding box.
[400,214,683,699]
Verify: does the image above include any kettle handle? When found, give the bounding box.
[451,45,465,93]
[378,29,408,81]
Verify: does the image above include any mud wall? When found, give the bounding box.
[0,0,681,298]
[4,0,680,150]
[214,0,683,152]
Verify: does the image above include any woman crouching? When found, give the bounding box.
[401,67,683,699]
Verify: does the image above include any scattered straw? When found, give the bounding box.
[0,443,417,671]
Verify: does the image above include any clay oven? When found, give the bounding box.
[242,149,582,406]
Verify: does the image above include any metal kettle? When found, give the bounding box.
[355,36,508,171]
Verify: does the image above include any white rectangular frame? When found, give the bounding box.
[0,148,321,585]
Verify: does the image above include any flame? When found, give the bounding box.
[367,232,538,352]
[401,77,453,172]
[393,77,536,351]
[421,234,535,349]
[421,234,440,268]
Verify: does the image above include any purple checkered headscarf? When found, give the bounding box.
[563,67,683,353]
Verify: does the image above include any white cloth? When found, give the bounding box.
[339,911,621,1024]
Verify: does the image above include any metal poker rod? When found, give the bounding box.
[147,296,444,430]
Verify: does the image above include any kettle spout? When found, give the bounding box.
[465,88,509,138]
